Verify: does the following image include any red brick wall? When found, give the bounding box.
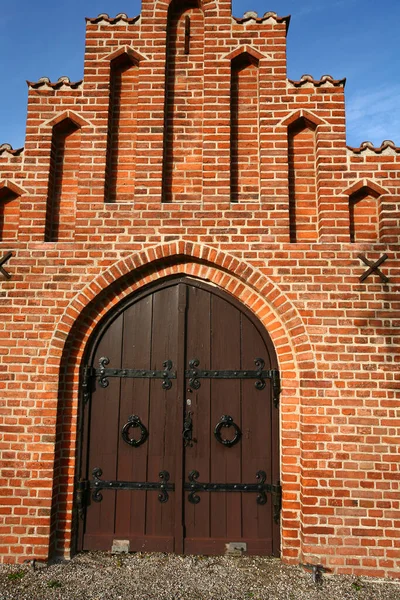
[0,1,399,578]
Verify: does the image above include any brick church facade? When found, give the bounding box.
[0,0,399,577]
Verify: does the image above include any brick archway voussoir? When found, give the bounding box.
[48,243,309,563]
[46,242,315,378]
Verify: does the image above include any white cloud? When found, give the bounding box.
[346,85,400,147]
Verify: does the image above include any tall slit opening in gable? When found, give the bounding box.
[162,0,204,203]
[230,53,260,203]
[288,118,318,243]
[105,54,139,203]
[45,119,81,242]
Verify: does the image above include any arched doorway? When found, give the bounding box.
[77,277,281,555]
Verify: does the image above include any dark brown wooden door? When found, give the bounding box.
[79,279,280,555]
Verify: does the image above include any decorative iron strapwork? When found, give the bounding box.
[91,467,172,503]
[188,358,281,408]
[82,356,281,407]
[76,469,282,522]
[82,357,176,403]
[76,479,90,519]
[187,470,282,524]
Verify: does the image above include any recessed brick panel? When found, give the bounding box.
[45,119,81,241]
[106,56,138,203]
[231,54,260,203]
[162,2,204,203]
[0,189,20,241]
[349,189,379,243]
[288,118,318,242]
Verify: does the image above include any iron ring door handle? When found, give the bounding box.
[121,415,149,447]
[214,415,242,447]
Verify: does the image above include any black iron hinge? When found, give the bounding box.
[187,359,281,408]
[82,365,95,404]
[271,369,281,409]
[85,357,176,391]
[185,471,282,524]
[76,478,90,519]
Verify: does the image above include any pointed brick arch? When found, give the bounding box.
[47,242,314,372]
[281,109,326,129]
[224,45,270,62]
[44,110,92,130]
[341,178,388,198]
[152,0,218,18]
[103,46,148,65]
[46,242,312,559]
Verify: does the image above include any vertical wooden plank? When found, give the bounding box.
[146,285,180,548]
[209,295,242,543]
[173,283,187,553]
[241,313,273,551]
[83,313,123,548]
[115,296,152,541]
[184,284,211,549]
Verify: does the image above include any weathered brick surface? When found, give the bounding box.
[0,1,399,577]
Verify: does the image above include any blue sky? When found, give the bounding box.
[1,0,399,149]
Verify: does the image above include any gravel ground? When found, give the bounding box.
[0,552,399,600]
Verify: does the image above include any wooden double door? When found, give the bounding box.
[78,278,280,555]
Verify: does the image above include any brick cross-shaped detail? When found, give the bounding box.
[358,253,389,283]
[0,251,13,280]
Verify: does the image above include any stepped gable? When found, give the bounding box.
[0,0,399,578]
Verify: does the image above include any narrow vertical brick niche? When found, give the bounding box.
[0,187,20,241]
[230,53,260,203]
[288,118,318,242]
[46,119,81,242]
[162,0,204,203]
[105,54,138,203]
[349,187,379,242]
